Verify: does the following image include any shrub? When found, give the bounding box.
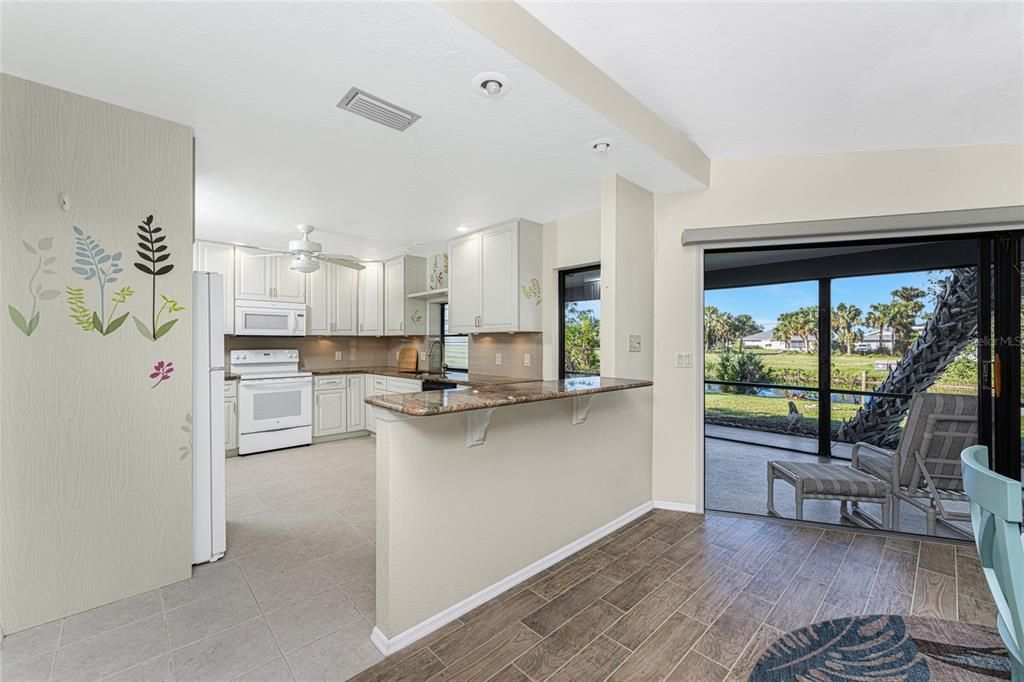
[710,347,774,394]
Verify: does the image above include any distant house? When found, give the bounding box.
[854,326,924,353]
[741,330,811,351]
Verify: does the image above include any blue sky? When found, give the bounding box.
[705,270,943,330]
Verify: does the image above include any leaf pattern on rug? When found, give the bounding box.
[751,615,929,681]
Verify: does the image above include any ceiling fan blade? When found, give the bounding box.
[319,255,366,270]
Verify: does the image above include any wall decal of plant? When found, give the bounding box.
[149,360,174,388]
[65,287,93,331]
[132,215,178,341]
[179,413,192,461]
[520,278,542,305]
[9,237,60,336]
[71,225,125,334]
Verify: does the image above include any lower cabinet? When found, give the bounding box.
[314,388,348,437]
[225,381,238,453]
[313,374,370,438]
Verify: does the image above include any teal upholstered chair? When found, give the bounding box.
[962,445,1024,681]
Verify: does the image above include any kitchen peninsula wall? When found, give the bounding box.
[223,332,543,379]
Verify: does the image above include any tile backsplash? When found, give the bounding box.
[224,332,543,378]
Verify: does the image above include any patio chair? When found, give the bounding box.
[961,445,1024,681]
[850,393,978,535]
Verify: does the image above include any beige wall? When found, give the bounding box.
[541,209,601,380]
[375,387,653,637]
[652,142,1024,507]
[601,176,654,381]
[1,75,194,632]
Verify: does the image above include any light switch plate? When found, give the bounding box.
[523,353,531,367]
[420,351,427,364]
[628,334,641,353]
[675,352,692,368]
[335,351,344,361]
[495,352,502,366]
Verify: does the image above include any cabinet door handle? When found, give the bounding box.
[400,321,404,332]
[315,395,320,407]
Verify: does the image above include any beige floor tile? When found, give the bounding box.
[1,650,56,682]
[225,510,296,558]
[51,613,168,681]
[238,539,315,584]
[285,619,382,681]
[248,560,335,613]
[165,584,261,649]
[318,542,375,586]
[339,575,376,620]
[0,620,62,664]
[170,616,280,681]
[101,654,174,682]
[272,501,349,540]
[232,657,294,681]
[299,523,369,560]
[60,590,163,646]
[161,559,245,611]
[266,587,363,654]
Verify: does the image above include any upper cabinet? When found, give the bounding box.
[448,220,543,333]
[193,241,236,334]
[235,246,306,303]
[307,262,358,336]
[357,261,384,336]
[384,256,427,336]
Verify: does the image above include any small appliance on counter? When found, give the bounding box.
[193,272,226,564]
[231,349,312,455]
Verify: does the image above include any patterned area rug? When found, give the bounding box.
[751,615,1011,680]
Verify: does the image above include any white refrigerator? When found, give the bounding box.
[192,271,227,564]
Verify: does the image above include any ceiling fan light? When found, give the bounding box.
[291,254,319,273]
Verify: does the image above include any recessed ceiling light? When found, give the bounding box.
[456,225,470,233]
[472,72,510,98]
[590,138,615,154]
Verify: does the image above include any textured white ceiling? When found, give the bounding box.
[522,1,1024,158]
[1,2,698,258]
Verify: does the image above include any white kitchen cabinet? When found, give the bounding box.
[346,374,365,431]
[235,246,306,303]
[447,219,542,333]
[307,263,359,336]
[358,261,384,336]
[386,377,422,393]
[365,374,386,433]
[448,234,481,332]
[384,256,427,336]
[314,388,347,437]
[194,241,236,334]
[224,380,238,453]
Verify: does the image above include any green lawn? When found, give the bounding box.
[704,392,862,434]
[706,349,975,393]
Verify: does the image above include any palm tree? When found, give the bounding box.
[837,267,978,447]
[866,302,898,354]
[772,312,799,350]
[730,314,762,348]
[794,306,818,352]
[704,306,733,350]
[832,303,863,354]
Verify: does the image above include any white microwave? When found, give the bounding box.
[234,300,306,336]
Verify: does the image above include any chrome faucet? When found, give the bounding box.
[427,340,446,374]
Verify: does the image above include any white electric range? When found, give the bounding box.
[230,349,313,455]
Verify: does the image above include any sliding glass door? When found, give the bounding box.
[703,232,1022,538]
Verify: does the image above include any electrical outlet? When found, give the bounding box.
[523,353,531,367]
[335,351,344,361]
[396,351,401,362]
[628,334,642,353]
[495,352,502,366]
[675,352,692,368]
[420,351,427,365]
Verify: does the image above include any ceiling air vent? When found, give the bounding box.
[336,87,421,132]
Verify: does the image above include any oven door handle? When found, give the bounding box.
[240,378,312,388]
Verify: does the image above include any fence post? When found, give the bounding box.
[860,370,867,404]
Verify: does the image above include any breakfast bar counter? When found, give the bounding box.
[365,376,653,416]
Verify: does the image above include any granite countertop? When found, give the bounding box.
[365,376,653,416]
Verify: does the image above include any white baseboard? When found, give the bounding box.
[371,500,655,657]
[653,500,699,513]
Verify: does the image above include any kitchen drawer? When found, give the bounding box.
[372,375,388,391]
[386,377,422,393]
[224,380,237,398]
[315,375,348,390]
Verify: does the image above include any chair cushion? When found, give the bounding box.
[856,449,893,482]
[771,461,891,498]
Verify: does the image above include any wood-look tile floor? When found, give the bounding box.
[356,510,996,682]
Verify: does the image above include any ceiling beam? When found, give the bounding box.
[439,1,710,188]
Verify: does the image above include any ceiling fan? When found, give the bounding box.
[279,224,365,273]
